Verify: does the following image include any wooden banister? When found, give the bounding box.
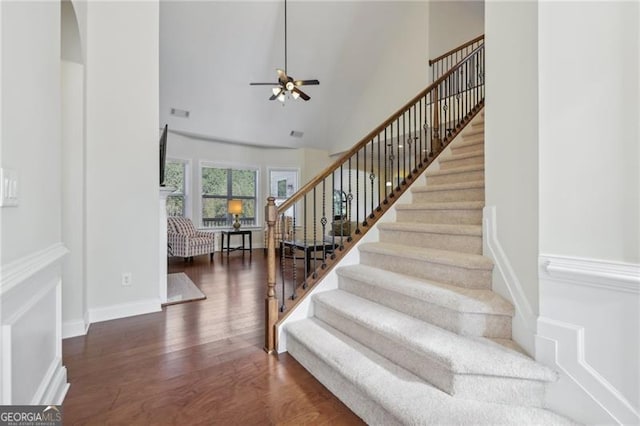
[429,34,484,66]
[265,36,485,353]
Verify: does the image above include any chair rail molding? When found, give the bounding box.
[0,243,69,296]
[540,254,640,294]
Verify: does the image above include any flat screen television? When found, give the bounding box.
[159,124,168,187]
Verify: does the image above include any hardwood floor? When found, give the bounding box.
[62,250,363,425]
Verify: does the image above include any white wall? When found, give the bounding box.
[84,1,161,322]
[327,2,429,154]
[484,0,539,354]
[0,0,68,404]
[166,132,330,248]
[536,2,640,424]
[428,0,484,61]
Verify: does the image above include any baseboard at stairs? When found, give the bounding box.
[482,206,536,354]
[31,357,69,405]
[88,298,161,324]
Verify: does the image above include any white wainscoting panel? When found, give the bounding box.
[0,243,69,404]
[537,254,640,425]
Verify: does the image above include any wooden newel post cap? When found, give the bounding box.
[265,197,277,223]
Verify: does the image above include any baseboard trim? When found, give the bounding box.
[0,243,68,296]
[536,317,640,425]
[88,298,161,324]
[483,206,536,351]
[62,319,89,339]
[31,357,68,405]
[540,255,639,294]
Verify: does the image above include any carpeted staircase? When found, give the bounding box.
[285,112,573,424]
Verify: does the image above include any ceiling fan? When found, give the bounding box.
[250,0,319,102]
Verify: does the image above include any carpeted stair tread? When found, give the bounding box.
[396,200,485,211]
[314,290,556,381]
[287,319,571,425]
[337,264,514,316]
[359,242,493,270]
[378,221,482,236]
[412,179,485,193]
[425,163,484,177]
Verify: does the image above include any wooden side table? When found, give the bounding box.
[220,230,252,257]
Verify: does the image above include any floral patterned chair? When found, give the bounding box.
[167,216,215,262]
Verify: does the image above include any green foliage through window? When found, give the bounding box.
[201,166,257,227]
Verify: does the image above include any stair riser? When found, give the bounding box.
[413,187,484,203]
[315,302,544,407]
[379,229,482,255]
[440,155,484,170]
[451,141,484,156]
[463,127,484,138]
[396,208,482,225]
[460,131,484,143]
[338,276,513,338]
[314,302,455,396]
[427,170,484,186]
[453,375,546,407]
[360,251,492,289]
[286,334,403,425]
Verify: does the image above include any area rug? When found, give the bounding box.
[164,273,206,306]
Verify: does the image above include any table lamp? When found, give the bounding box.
[228,199,243,230]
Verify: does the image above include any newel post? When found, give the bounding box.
[264,197,278,353]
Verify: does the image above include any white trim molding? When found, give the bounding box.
[538,254,640,425]
[62,319,90,339]
[88,298,161,324]
[483,206,536,353]
[0,244,69,404]
[540,255,640,294]
[0,243,68,296]
[537,318,640,425]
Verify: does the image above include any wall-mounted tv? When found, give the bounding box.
[159,124,168,187]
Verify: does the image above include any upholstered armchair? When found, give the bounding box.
[263,215,293,253]
[167,216,215,262]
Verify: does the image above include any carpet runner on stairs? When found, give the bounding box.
[285,111,573,424]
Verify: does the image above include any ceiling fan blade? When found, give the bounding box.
[269,87,284,101]
[277,68,288,84]
[293,87,310,101]
[250,82,280,86]
[294,79,320,86]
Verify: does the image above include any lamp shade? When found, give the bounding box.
[227,199,243,215]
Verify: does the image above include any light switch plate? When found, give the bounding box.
[0,168,19,207]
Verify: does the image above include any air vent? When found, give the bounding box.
[170,108,190,118]
[290,130,304,138]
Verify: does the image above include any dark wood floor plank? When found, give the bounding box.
[62,250,363,425]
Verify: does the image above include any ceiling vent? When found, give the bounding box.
[170,108,190,118]
[290,130,304,138]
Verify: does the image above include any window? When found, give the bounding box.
[201,165,257,227]
[165,159,187,217]
[268,169,299,207]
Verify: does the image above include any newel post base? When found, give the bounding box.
[264,197,278,353]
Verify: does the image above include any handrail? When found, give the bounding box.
[429,34,484,66]
[278,42,485,216]
[429,34,484,84]
[265,38,485,353]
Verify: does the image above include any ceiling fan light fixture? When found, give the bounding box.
[286,81,295,91]
[291,90,300,100]
[272,87,281,96]
[278,92,286,102]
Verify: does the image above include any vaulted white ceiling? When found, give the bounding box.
[160,1,430,153]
